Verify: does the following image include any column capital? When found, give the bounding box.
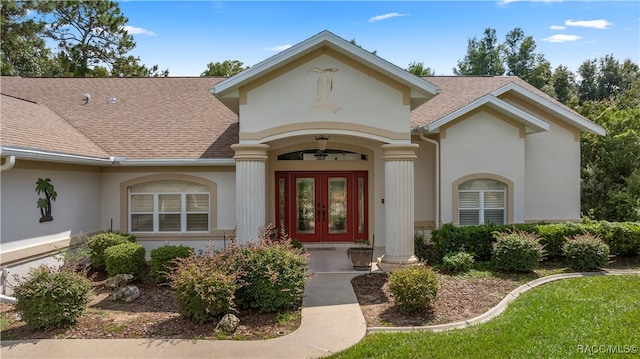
[381,143,419,161]
[231,144,270,161]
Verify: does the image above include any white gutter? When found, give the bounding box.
[116,158,235,166]
[0,147,236,167]
[419,129,440,229]
[0,155,16,172]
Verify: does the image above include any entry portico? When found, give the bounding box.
[213,31,438,268]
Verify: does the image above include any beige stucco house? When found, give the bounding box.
[0,31,605,273]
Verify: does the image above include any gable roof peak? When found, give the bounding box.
[212,30,438,113]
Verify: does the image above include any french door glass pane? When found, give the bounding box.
[279,178,286,230]
[459,209,480,226]
[159,194,181,212]
[358,177,365,234]
[296,178,315,234]
[131,194,153,212]
[484,209,505,225]
[328,178,347,234]
[187,213,208,231]
[131,214,153,231]
[159,214,181,231]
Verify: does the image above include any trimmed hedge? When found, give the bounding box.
[389,265,440,314]
[492,230,545,272]
[14,266,93,330]
[87,232,136,270]
[150,245,194,283]
[432,221,640,262]
[563,234,610,270]
[104,242,146,280]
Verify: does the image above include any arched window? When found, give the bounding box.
[129,180,210,233]
[458,179,506,226]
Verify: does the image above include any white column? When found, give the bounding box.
[232,144,269,242]
[379,143,419,271]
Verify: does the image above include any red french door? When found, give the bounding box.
[275,171,368,242]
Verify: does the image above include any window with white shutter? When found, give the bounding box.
[129,180,210,233]
[458,179,506,226]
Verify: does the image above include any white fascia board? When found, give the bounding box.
[425,95,549,133]
[1,146,113,166]
[491,82,606,136]
[1,146,236,167]
[117,158,235,166]
[212,31,438,98]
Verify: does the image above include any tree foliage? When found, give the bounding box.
[503,27,551,89]
[201,60,248,77]
[0,0,61,76]
[407,61,435,76]
[454,27,504,76]
[43,0,135,77]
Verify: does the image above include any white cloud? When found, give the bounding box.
[550,25,566,30]
[543,34,582,43]
[565,19,612,29]
[122,26,156,36]
[268,44,292,52]
[368,12,407,23]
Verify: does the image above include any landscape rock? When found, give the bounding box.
[104,274,139,302]
[104,274,134,289]
[215,313,240,334]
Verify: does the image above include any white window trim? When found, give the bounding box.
[129,191,210,233]
[458,189,506,226]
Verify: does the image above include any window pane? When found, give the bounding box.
[131,180,207,193]
[459,179,506,191]
[296,178,315,234]
[484,192,504,208]
[159,194,181,212]
[131,214,153,231]
[159,214,181,231]
[459,210,480,226]
[328,177,347,234]
[187,194,208,211]
[187,214,208,231]
[459,192,479,208]
[484,209,505,225]
[358,177,365,234]
[131,194,153,212]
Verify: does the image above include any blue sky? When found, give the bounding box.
[118,1,639,76]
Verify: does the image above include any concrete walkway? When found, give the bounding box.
[1,272,367,359]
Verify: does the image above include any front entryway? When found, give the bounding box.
[276,171,368,242]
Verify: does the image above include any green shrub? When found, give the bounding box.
[535,223,581,258]
[582,221,640,257]
[104,242,146,280]
[442,251,475,273]
[414,231,430,262]
[87,232,136,270]
[562,233,610,270]
[169,255,238,323]
[227,240,308,313]
[13,266,93,330]
[492,230,545,272]
[150,245,194,283]
[389,265,440,314]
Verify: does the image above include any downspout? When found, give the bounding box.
[0,155,16,172]
[419,129,440,229]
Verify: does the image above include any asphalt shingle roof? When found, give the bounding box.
[1,75,587,160]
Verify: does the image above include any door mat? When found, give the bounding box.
[305,247,336,251]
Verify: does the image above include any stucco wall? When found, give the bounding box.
[240,54,410,141]
[440,111,526,224]
[413,138,436,227]
[0,161,102,253]
[524,120,581,222]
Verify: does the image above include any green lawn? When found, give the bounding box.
[330,275,640,358]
